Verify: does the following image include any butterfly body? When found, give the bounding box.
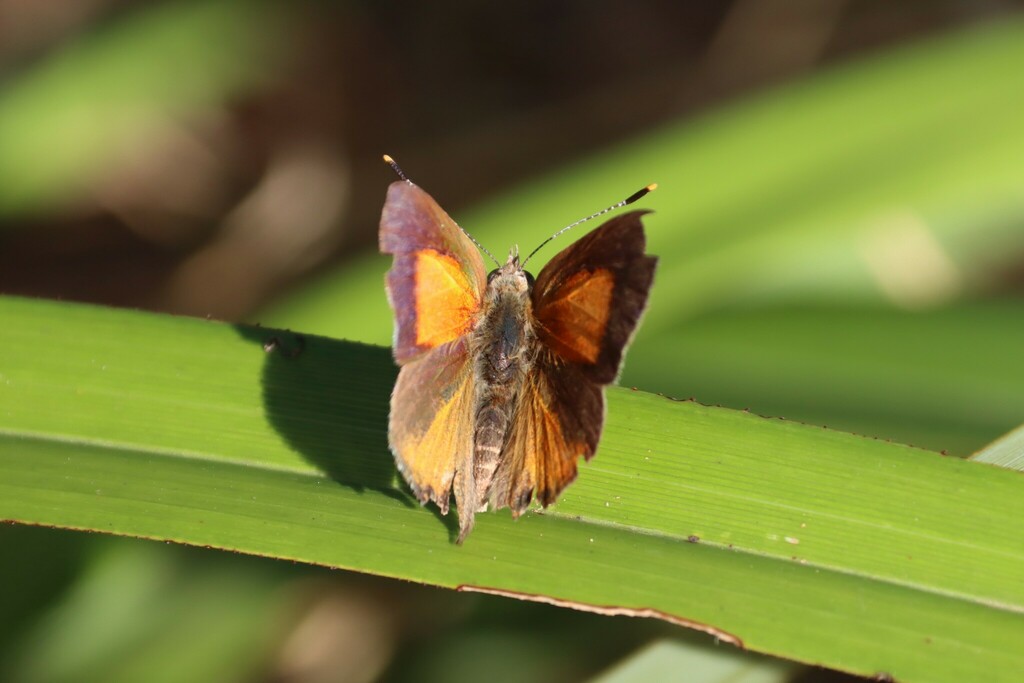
[463,254,536,526]
[380,176,656,543]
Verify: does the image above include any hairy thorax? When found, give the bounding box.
[468,265,536,509]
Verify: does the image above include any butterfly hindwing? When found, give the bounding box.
[488,353,603,514]
[380,181,487,364]
[389,338,476,514]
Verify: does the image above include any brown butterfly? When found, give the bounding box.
[379,155,657,542]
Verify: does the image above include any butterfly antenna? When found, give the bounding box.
[382,154,410,183]
[382,154,502,267]
[465,229,502,268]
[521,183,657,268]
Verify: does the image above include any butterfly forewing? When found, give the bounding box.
[533,211,656,383]
[380,181,487,364]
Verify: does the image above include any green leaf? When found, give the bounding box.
[622,302,1024,455]
[1,295,1022,683]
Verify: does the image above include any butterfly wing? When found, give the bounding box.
[380,181,487,364]
[488,357,603,512]
[388,338,476,513]
[532,210,657,384]
[489,211,657,513]
[380,181,486,513]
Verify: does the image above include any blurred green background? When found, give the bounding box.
[2,1,1023,681]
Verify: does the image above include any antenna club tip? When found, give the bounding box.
[625,184,657,205]
[647,183,658,192]
[383,154,412,183]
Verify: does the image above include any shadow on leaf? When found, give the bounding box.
[233,325,415,507]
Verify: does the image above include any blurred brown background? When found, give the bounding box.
[3,0,1020,322]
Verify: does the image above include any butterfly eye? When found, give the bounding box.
[524,270,535,287]
[487,268,500,282]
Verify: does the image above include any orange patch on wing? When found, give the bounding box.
[522,393,581,508]
[414,249,480,348]
[392,370,475,509]
[492,373,584,513]
[537,268,614,364]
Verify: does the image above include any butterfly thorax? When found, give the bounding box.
[467,256,536,511]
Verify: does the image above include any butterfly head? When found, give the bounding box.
[486,246,535,296]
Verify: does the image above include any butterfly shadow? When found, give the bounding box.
[233,325,461,539]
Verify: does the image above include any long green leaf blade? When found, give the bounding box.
[1,296,1022,682]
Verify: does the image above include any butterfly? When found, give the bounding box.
[379,155,657,542]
